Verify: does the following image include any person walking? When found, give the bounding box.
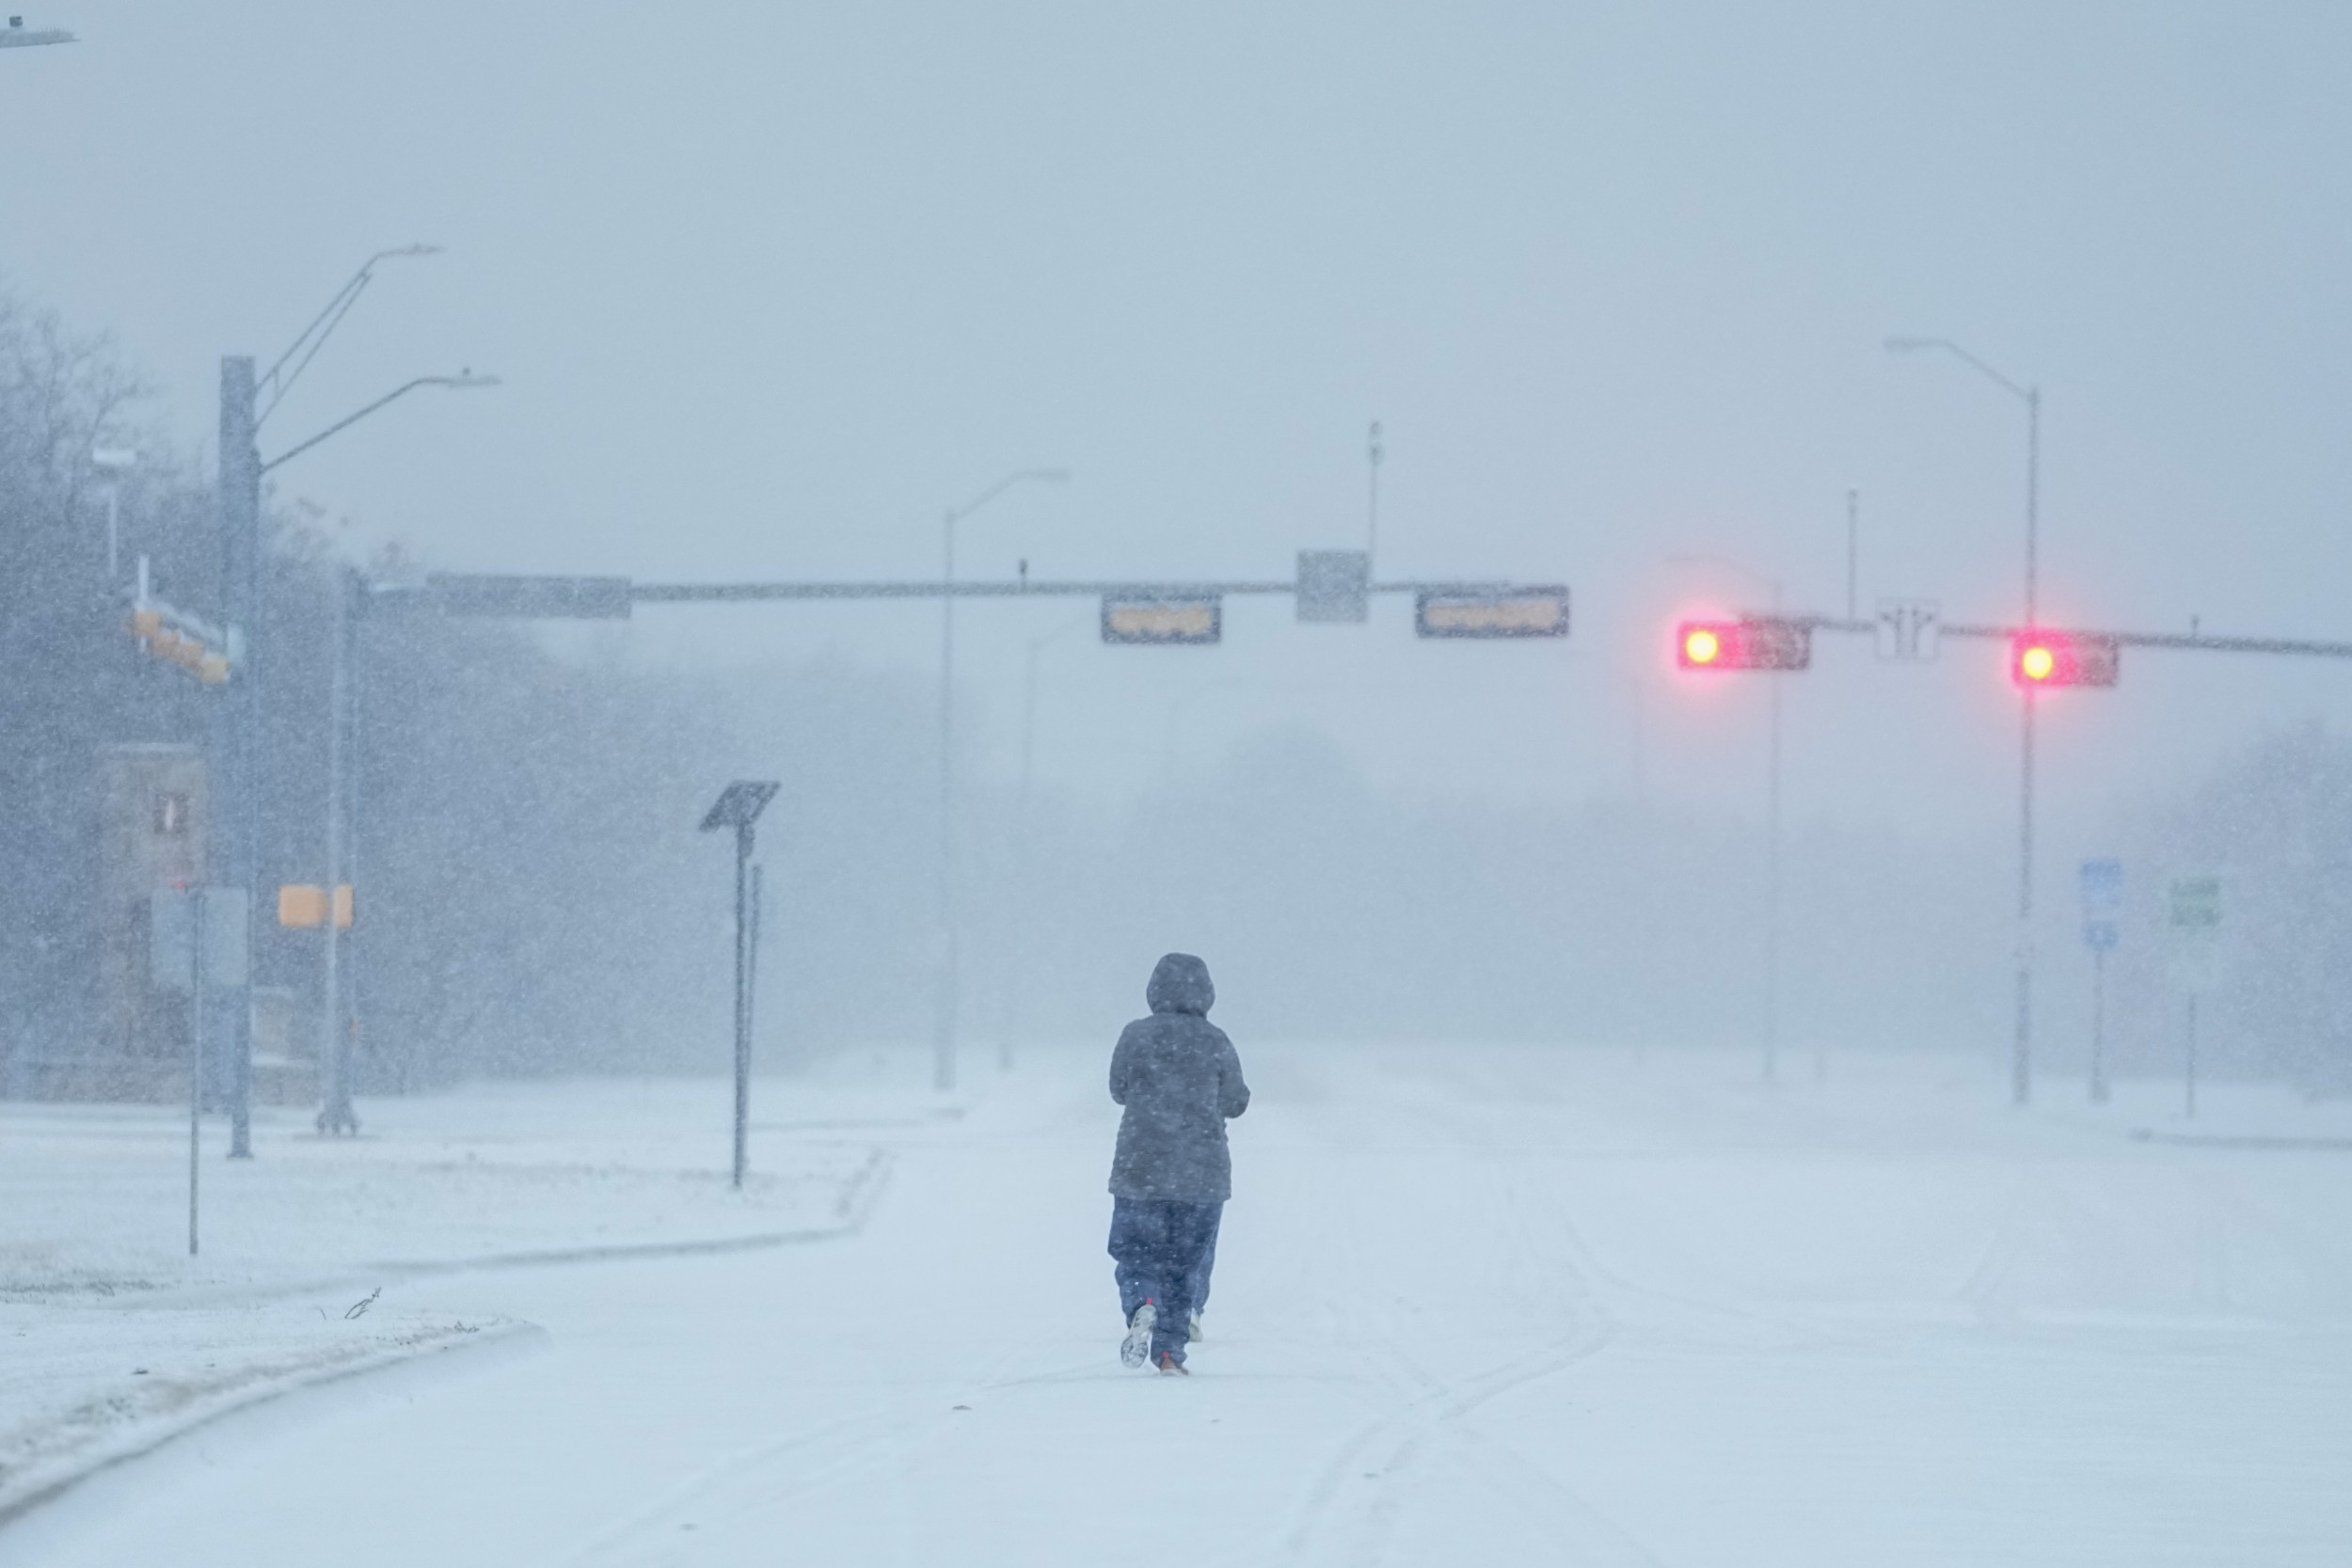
[1108,952,1248,1374]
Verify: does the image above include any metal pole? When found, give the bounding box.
[2015,689,2036,1106]
[733,820,754,1187]
[2185,993,2199,1119]
[2013,386,2042,1108]
[217,359,260,1159]
[1367,420,1384,569]
[935,511,958,1093]
[1765,585,1783,1085]
[318,571,355,1133]
[2090,945,2108,1105]
[105,485,120,583]
[1009,637,1043,1073]
[1844,487,1858,622]
[188,892,205,1257]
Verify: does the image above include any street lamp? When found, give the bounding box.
[1670,552,1787,1084]
[1885,333,2042,1106]
[936,467,1069,1092]
[208,244,485,1156]
[90,447,138,582]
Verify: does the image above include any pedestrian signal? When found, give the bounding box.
[1676,618,1810,672]
[2010,632,2119,688]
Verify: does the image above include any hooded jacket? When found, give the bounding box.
[1107,954,1250,1202]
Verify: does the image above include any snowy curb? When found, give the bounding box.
[0,1318,544,1534]
[0,1148,891,1541]
[369,1144,896,1275]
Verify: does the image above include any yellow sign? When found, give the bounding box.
[278,884,355,929]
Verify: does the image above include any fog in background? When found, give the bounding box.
[8,3,2352,1087]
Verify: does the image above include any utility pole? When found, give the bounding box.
[1367,421,1385,569]
[317,569,358,1134]
[216,358,260,1159]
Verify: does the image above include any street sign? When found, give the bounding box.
[429,574,634,620]
[1875,598,1942,662]
[1415,587,1569,640]
[1296,550,1369,624]
[2169,876,2221,930]
[2078,858,2122,950]
[1101,594,1221,645]
[151,887,250,992]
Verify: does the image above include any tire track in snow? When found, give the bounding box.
[1272,1072,1650,1567]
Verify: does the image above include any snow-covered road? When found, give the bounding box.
[10,1045,2352,1567]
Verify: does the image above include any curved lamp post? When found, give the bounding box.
[936,467,1069,1092]
[1885,334,2042,1106]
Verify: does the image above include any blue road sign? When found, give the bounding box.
[2079,859,2122,951]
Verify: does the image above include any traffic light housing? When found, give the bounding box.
[124,597,234,685]
[2010,631,2119,688]
[1677,618,1811,672]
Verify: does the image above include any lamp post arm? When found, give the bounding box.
[947,467,1070,526]
[260,374,498,474]
[257,245,445,427]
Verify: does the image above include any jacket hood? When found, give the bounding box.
[1146,953,1215,1016]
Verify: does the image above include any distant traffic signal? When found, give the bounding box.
[1677,617,1810,672]
[2010,631,2119,688]
[126,605,231,684]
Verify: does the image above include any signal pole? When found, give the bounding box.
[216,358,260,1158]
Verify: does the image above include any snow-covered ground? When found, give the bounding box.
[6,1044,2350,1566]
[0,1077,892,1524]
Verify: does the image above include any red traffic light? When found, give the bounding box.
[2009,631,2120,688]
[1677,618,1810,672]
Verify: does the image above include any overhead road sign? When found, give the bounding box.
[1876,598,1942,662]
[1677,617,1811,672]
[1296,551,1371,623]
[1102,594,1220,645]
[1416,587,1569,640]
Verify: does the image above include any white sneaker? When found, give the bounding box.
[1120,1303,1156,1369]
[1187,1313,1203,1344]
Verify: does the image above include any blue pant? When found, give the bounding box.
[1108,1197,1222,1365]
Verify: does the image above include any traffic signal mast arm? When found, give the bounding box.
[1782,614,2352,660]
[1682,610,2352,680]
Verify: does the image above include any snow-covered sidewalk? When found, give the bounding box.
[0,1076,895,1520]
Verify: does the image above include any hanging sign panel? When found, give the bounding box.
[1102,594,1221,645]
[1416,587,1570,640]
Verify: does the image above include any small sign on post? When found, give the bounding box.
[2079,859,2122,951]
[700,783,780,1191]
[2079,858,2122,1105]
[2168,875,2223,1119]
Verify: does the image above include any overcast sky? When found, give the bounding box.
[7,2,2352,855]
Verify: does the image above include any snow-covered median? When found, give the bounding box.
[0,1075,894,1521]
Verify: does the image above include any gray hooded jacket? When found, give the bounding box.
[1107,954,1250,1203]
